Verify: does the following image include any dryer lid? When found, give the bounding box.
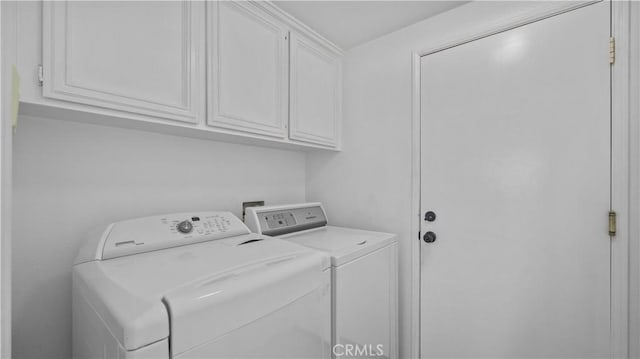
[280,226,397,266]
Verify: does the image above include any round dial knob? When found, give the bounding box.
[176,220,193,234]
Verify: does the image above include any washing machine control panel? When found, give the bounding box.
[245,203,328,236]
[98,212,251,260]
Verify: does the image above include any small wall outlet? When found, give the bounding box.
[242,201,265,221]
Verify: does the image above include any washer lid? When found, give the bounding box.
[280,226,397,266]
[73,234,329,351]
[164,247,328,356]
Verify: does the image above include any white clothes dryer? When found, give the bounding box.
[245,203,398,359]
[72,211,331,359]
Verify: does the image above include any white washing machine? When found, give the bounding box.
[245,203,398,359]
[72,211,331,359]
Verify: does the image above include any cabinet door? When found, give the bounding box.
[289,33,341,148]
[208,2,288,138]
[43,1,205,124]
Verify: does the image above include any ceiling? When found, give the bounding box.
[273,1,468,50]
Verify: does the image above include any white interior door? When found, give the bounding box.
[420,3,610,358]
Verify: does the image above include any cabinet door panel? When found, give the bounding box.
[289,33,341,147]
[43,1,205,123]
[208,2,288,138]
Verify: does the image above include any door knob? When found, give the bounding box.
[423,231,436,243]
[424,211,436,222]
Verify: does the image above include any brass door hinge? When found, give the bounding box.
[609,211,617,237]
[609,37,615,65]
[37,64,44,87]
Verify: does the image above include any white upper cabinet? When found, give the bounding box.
[207,2,289,138]
[289,32,341,148]
[34,1,342,150]
[42,1,205,124]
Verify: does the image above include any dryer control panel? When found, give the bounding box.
[77,212,251,262]
[245,203,328,236]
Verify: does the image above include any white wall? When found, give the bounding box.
[306,2,600,357]
[12,116,306,358]
[1,2,4,356]
[630,3,640,357]
[10,1,639,358]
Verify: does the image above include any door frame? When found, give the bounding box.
[0,1,16,357]
[410,1,630,357]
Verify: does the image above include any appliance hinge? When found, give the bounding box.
[608,211,617,237]
[37,64,44,87]
[609,37,615,65]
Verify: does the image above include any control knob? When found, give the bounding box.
[177,220,193,234]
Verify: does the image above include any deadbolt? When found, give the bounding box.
[423,231,436,243]
[424,211,436,222]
